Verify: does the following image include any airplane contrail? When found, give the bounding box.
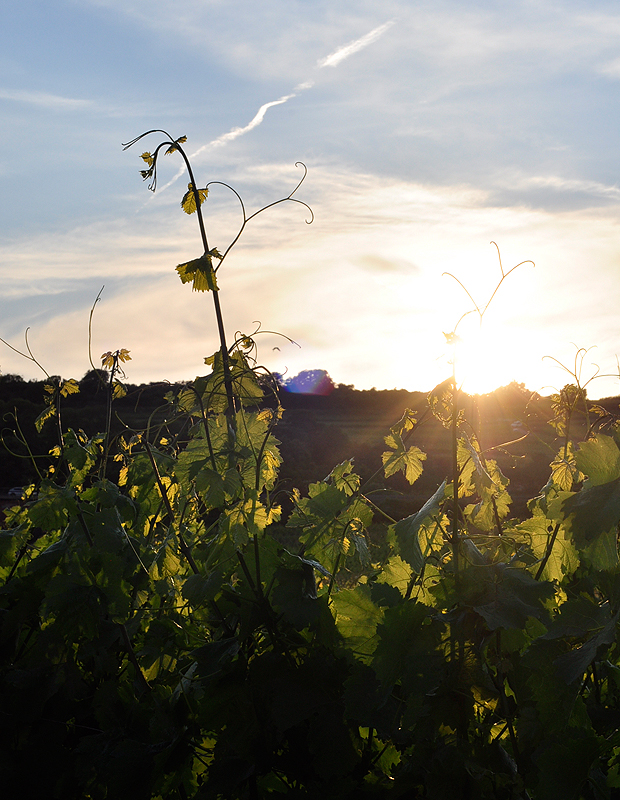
[196,93,296,154]
[317,20,396,68]
[157,19,395,194]
[159,95,298,191]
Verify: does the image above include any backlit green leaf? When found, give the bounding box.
[382,410,426,484]
[112,381,126,399]
[332,584,383,659]
[176,252,219,292]
[427,377,455,427]
[59,378,80,397]
[181,183,208,214]
[472,564,553,630]
[327,459,360,496]
[375,554,412,596]
[562,476,620,552]
[394,480,447,572]
[27,483,76,532]
[34,403,55,432]
[575,434,620,488]
[553,611,617,683]
[518,512,579,583]
[382,444,426,484]
[550,443,583,490]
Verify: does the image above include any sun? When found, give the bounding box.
[449,314,522,395]
[427,245,543,396]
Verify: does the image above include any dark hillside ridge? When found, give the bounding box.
[1,373,617,520]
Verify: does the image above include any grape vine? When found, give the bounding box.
[1,136,619,799]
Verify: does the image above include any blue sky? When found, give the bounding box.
[2,0,620,397]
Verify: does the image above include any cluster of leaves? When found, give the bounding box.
[3,134,620,799]
[3,363,620,799]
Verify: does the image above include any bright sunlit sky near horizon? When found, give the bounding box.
[2,0,620,398]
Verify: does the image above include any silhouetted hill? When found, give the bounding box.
[1,372,617,520]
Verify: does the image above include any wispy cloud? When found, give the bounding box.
[530,176,620,199]
[0,89,91,109]
[598,57,620,78]
[505,173,620,202]
[317,20,396,68]
[5,161,620,397]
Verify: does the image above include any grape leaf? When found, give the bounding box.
[562,477,620,549]
[327,460,360,496]
[332,584,383,659]
[176,253,219,292]
[554,611,619,684]
[181,183,208,214]
[382,410,426,484]
[575,434,620,488]
[112,381,127,399]
[382,444,426,485]
[518,513,579,583]
[59,378,80,397]
[472,564,553,630]
[394,481,447,572]
[165,135,187,156]
[34,404,55,432]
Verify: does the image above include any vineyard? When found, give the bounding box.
[1,133,620,799]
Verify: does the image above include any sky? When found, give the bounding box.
[1,0,620,398]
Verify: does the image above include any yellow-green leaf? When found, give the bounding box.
[176,253,219,292]
[140,151,154,166]
[35,404,56,432]
[100,349,131,369]
[181,183,208,214]
[551,459,577,491]
[59,378,80,398]
[575,435,620,488]
[112,381,127,399]
[382,445,426,485]
[165,137,188,155]
[550,444,582,491]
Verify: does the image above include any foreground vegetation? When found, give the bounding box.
[2,133,620,799]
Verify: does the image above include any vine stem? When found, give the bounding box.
[185,383,217,471]
[175,145,237,428]
[327,553,342,599]
[119,623,150,692]
[451,376,460,576]
[100,352,118,479]
[494,630,523,777]
[143,440,199,575]
[535,522,560,581]
[124,131,237,427]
